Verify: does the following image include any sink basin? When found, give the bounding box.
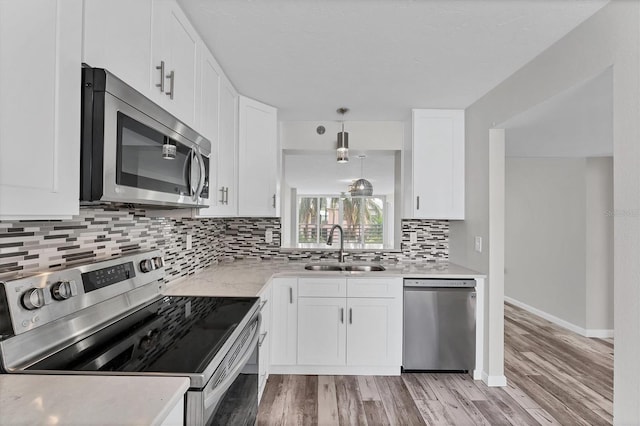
[343,264,386,272]
[303,263,386,272]
[304,263,344,271]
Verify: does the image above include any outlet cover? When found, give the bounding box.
[265,229,273,243]
[186,234,193,250]
[409,232,417,244]
[474,236,482,253]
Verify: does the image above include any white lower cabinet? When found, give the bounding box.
[257,283,272,401]
[270,278,298,366]
[297,297,347,365]
[276,276,402,375]
[346,297,402,366]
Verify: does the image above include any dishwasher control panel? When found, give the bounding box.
[403,278,476,288]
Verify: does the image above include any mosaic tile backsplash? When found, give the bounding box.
[0,208,448,280]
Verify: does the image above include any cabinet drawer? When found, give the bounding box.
[347,278,402,298]
[298,277,347,298]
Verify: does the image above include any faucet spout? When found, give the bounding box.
[327,224,348,263]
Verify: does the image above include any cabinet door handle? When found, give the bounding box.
[416,196,420,210]
[289,287,293,304]
[224,187,229,205]
[219,187,226,204]
[258,332,268,347]
[349,308,353,324]
[155,61,165,92]
[272,194,276,209]
[340,308,344,324]
[165,70,175,100]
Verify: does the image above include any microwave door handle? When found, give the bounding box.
[195,151,206,200]
[188,149,200,199]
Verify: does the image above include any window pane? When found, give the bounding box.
[297,197,318,243]
[319,197,339,242]
[365,198,384,244]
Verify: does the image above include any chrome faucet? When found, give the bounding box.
[327,224,348,263]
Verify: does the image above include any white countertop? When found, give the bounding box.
[164,259,485,298]
[0,374,189,426]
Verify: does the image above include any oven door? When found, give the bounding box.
[186,314,260,426]
[100,91,209,208]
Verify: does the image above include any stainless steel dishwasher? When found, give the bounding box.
[403,278,476,371]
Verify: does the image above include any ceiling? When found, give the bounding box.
[178,0,608,121]
[503,67,612,158]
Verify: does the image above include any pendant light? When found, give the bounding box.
[350,155,373,197]
[336,107,349,163]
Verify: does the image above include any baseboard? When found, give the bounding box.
[584,329,614,338]
[504,296,614,339]
[481,371,507,387]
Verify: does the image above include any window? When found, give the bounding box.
[296,195,385,249]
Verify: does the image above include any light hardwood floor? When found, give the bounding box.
[258,302,613,425]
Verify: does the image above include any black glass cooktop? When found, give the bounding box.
[27,296,258,376]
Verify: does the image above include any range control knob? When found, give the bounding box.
[21,288,44,311]
[140,259,155,273]
[51,281,72,301]
[152,257,165,269]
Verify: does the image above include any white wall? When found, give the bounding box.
[449,2,639,420]
[585,157,614,331]
[504,157,616,334]
[505,158,587,327]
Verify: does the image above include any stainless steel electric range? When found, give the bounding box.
[0,250,261,426]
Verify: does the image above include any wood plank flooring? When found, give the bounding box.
[258,302,613,425]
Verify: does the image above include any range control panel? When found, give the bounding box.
[0,250,165,336]
[404,278,476,288]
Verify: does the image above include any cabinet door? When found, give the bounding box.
[217,79,238,215]
[270,278,297,365]
[82,0,152,96]
[346,298,402,366]
[193,46,221,217]
[152,0,199,127]
[197,77,237,217]
[411,109,465,219]
[297,297,346,366]
[0,0,82,220]
[238,96,278,217]
[258,284,272,401]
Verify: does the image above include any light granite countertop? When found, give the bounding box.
[164,259,485,298]
[0,374,189,425]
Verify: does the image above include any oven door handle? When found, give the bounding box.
[203,315,261,409]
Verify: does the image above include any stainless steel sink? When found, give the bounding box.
[304,263,344,271]
[343,264,386,272]
[303,263,386,272]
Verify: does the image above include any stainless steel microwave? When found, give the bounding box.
[80,66,211,208]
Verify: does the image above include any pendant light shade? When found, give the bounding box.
[336,107,349,163]
[337,125,349,163]
[350,178,373,197]
[349,155,373,196]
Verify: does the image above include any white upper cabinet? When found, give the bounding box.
[0,0,82,220]
[83,0,199,129]
[238,96,278,217]
[82,0,153,96]
[196,50,239,217]
[409,109,465,219]
[215,79,239,216]
[151,0,199,127]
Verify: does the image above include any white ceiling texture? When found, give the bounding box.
[179,0,608,121]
